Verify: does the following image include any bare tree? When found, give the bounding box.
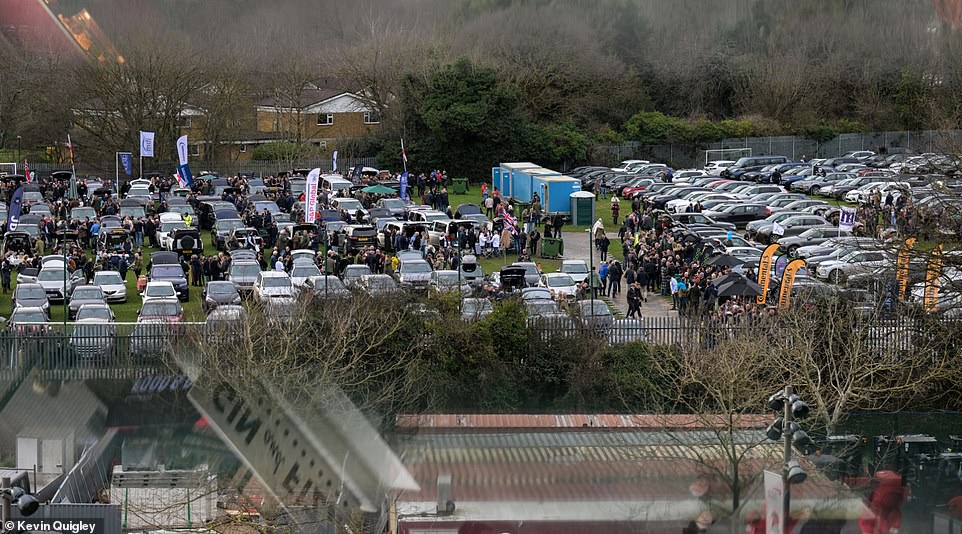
[195,61,256,173]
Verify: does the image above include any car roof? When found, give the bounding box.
[260,270,290,277]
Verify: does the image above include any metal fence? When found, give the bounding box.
[16,157,379,179]
[592,129,962,169]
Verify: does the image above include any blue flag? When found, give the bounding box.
[177,163,194,187]
[8,186,23,231]
[399,171,408,201]
[119,152,133,176]
[351,164,363,182]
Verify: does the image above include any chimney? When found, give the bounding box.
[436,474,455,515]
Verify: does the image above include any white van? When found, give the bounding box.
[321,175,353,195]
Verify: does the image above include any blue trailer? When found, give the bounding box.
[491,167,503,194]
[514,167,560,203]
[534,175,581,215]
[498,162,539,198]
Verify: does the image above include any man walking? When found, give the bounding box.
[626,282,641,318]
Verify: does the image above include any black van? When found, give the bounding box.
[722,155,789,178]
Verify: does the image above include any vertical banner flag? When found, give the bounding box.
[67,134,75,164]
[23,160,31,183]
[176,135,189,166]
[305,168,321,224]
[351,164,363,182]
[399,171,409,201]
[140,131,155,157]
[896,237,917,302]
[332,150,338,172]
[924,244,944,313]
[8,186,23,231]
[119,153,134,176]
[764,470,784,534]
[839,207,856,232]
[176,164,194,188]
[756,243,780,305]
[401,138,408,164]
[778,258,807,311]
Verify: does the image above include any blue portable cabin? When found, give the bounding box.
[534,175,581,215]
[514,167,560,203]
[491,167,503,195]
[498,162,539,199]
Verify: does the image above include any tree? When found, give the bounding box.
[72,39,204,165]
[195,62,255,173]
[264,57,319,171]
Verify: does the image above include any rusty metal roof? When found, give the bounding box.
[395,414,770,431]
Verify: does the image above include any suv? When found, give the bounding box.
[168,227,203,257]
[337,225,378,254]
[253,270,295,303]
[212,218,245,250]
[228,260,260,295]
[227,227,263,251]
[395,257,433,289]
[97,228,134,262]
[148,251,189,301]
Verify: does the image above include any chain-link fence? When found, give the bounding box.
[591,130,962,169]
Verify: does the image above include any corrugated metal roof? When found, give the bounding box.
[396,414,770,431]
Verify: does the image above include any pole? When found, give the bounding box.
[1,476,10,529]
[401,138,408,175]
[16,136,21,164]
[139,155,143,180]
[588,228,594,307]
[115,152,120,184]
[782,384,794,534]
[324,231,329,299]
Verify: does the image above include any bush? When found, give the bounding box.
[623,111,693,144]
[250,141,307,161]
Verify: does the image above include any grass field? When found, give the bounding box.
[1,233,218,323]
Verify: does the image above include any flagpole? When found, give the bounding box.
[401,138,408,174]
[139,156,143,179]
[115,152,120,184]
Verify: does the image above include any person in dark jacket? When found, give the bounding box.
[636,269,650,302]
[190,254,203,286]
[607,260,623,297]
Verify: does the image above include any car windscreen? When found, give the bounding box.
[403,262,432,273]
[141,302,180,316]
[562,263,587,274]
[152,265,184,278]
[336,199,362,210]
[162,221,187,232]
[146,285,175,296]
[435,272,460,284]
[72,288,103,300]
[218,220,245,232]
[527,301,559,315]
[37,270,66,282]
[17,286,46,299]
[231,263,260,277]
[12,311,46,322]
[208,283,237,295]
[292,266,321,278]
[546,275,575,287]
[263,277,291,288]
[78,308,112,321]
[94,273,123,285]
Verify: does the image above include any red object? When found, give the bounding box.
[67,134,75,164]
[858,471,906,534]
[23,159,30,183]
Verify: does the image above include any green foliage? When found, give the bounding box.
[718,119,756,138]
[623,111,693,144]
[690,119,726,144]
[250,141,307,162]
[533,123,590,165]
[801,123,838,144]
[894,70,932,130]
[594,126,625,144]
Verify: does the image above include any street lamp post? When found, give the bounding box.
[16,136,21,164]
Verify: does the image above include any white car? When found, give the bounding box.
[253,271,295,302]
[290,263,321,290]
[141,281,177,303]
[541,273,578,300]
[815,250,891,284]
[559,260,589,284]
[705,160,736,176]
[157,212,188,250]
[92,270,128,303]
[611,159,650,173]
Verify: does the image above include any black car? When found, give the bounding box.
[203,280,241,312]
[669,213,736,232]
[148,251,189,301]
[701,203,772,227]
[170,228,203,257]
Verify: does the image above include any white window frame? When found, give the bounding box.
[239,144,247,153]
[189,144,200,157]
[317,113,334,126]
[177,116,192,129]
[363,111,381,124]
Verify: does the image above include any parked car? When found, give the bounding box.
[429,270,472,296]
[203,281,242,312]
[560,260,590,284]
[13,283,50,315]
[36,266,84,303]
[815,249,892,284]
[253,271,295,303]
[778,227,852,256]
[573,300,615,331]
[702,203,772,227]
[138,298,184,322]
[396,257,433,289]
[148,251,189,301]
[75,303,115,322]
[92,270,127,303]
[304,275,351,299]
[755,216,830,245]
[228,260,260,295]
[357,273,401,296]
[141,281,178,304]
[541,273,578,301]
[341,264,373,288]
[69,319,116,359]
[67,285,107,320]
[461,298,494,321]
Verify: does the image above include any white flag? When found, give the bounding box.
[305,168,321,224]
[140,131,155,158]
[839,206,857,232]
[176,135,189,166]
[332,150,338,172]
[772,221,785,236]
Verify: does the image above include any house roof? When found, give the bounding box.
[395,413,771,432]
[255,87,352,109]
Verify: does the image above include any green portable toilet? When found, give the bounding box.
[569,191,596,226]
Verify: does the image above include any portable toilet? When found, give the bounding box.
[536,175,580,215]
[499,162,539,199]
[570,191,596,226]
[491,167,503,194]
[517,168,560,203]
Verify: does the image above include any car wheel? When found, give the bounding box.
[831,270,846,284]
[180,235,198,251]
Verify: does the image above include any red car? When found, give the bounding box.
[137,298,184,322]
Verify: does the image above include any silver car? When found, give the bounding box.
[13,283,50,315]
[69,319,116,359]
[68,286,107,320]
